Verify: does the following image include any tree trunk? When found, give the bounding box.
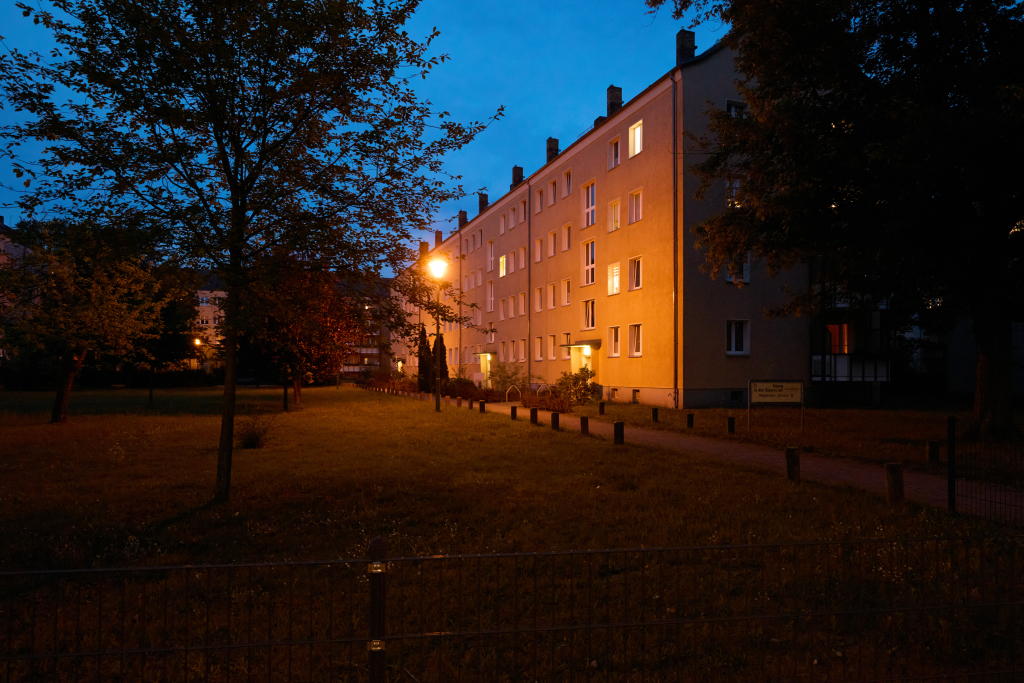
[214,286,241,503]
[51,348,87,424]
[293,376,301,404]
[970,311,1019,440]
[283,379,289,411]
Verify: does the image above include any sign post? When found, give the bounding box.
[748,380,805,432]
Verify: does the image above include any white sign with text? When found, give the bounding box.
[750,381,803,404]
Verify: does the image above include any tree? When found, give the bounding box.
[416,324,433,393]
[5,0,499,500]
[0,219,165,422]
[138,267,202,407]
[432,331,448,384]
[649,0,1024,438]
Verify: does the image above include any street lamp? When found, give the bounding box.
[428,258,447,412]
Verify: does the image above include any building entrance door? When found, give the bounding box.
[570,346,592,374]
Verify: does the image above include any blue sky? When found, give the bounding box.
[0,0,727,234]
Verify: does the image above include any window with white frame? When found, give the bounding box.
[510,339,516,362]
[727,176,743,209]
[534,238,542,262]
[609,326,620,357]
[534,336,543,361]
[508,251,515,274]
[562,278,571,305]
[510,206,516,227]
[628,120,643,157]
[583,181,596,227]
[500,214,506,234]
[520,200,526,221]
[463,346,468,364]
[548,180,557,205]
[628,256,642,291]
[562,333,571,359]
[464,274,470,291]
[725,253,751,284]
[726,319,750,355]
[608,262,620,295]
[536,188,543,213]
[487,325,494,344]
[726,99,746,118]
[583,299,596,330]
[500,341,506,361]
[478,229,483,248]
[488,240,494,271]
[477,267,483,287]
[509,294,516,318]
[518,292,526,315]
[471,234,476,252]
[547,231,556,257]
[519,338,526,362]
[499,299,506,320]
[563,169,572,197]
[628,324,642,357]
[628,189,643,224]
[582,239,596,286]
[608,137,620,169]
[547,283,556,309]
[534,287,542,312]
[549,334,557,360]
[608,200,620,232]
[518,246,526,270]
[465,238,470,253]
[561,224,570,251]
[499,255,507,277]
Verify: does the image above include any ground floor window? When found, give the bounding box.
[726,320,749,356]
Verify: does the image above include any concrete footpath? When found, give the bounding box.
[397,391,952,510]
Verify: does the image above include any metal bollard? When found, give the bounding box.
[598,401,605,415]
[367,537,387,683]
[551,412,559,430]
[652,408,659,423]
[613,421,625,445]
[886,463,905,506]
[457,396,462,408]
[511,406,517,420]
[785,447,800,482]
[727,416,735,434]
[580,415,589,436]
[479,400,486,413]
[445,396,451,406]
[530,407,538,424]
[468,398,475,410]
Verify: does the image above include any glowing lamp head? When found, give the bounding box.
[582,345,592,357]
[194,338,202,346]
[428,258,447,279]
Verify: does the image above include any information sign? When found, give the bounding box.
[750,381,803,404]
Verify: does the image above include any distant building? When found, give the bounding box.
[195,274,226,348]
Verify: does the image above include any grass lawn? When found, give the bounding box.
[575,401,1024,469]
[0,386,1011,572]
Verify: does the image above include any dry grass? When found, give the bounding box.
[0,386,1011,572]
[576,401,1024,469]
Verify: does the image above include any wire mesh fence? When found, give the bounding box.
[3,536,1023,682]
[951,416,1024,525]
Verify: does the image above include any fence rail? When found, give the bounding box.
[950,416,1024,525]
[3,536,1024,682]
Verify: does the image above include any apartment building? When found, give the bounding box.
[404,31,811,407]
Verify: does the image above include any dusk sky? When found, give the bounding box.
[0,0,727,239]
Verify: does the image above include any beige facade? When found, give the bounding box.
[396,35,810,408]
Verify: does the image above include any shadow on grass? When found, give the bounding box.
[0,387,289,417]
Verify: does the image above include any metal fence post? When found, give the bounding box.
[479,400,486,413]
[947,415,957,512]
[580,415,589,436]
[368,537,387,683]
[551,412,559,431]
[614,421,624,445]
[511,406,517,420]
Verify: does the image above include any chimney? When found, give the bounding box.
[510,165,524,190]
[676,29,696,64]
[458,209,468,227]
[478,192,489,214]
[435,229,443,248]
[419,241,429,259]
[546,137,559,162]
[593,115,607,128]
[607,85,623,116]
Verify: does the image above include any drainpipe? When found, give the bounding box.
[526,179,532,388]
[672,71,681,410]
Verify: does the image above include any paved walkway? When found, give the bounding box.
[392,391,950,510]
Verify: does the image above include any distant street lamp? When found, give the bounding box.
[428,258,447,412]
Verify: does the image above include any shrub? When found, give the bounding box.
[235,409,275,449]
[521,388,573,414]
[555,367,598,406]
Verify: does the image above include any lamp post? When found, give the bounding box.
[428,258,447,412]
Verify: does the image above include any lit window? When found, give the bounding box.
[608,262,620,296]
[608,137,620,169]
[628,189,642,224]
[628,324,642,357]
[609,326,620,357]
[583,299,596,330]
[727,177,743,209]
[726,320,750,355]
[628,256,642,291]
[608,200,620,232]
[583,181,596,227]
[628,120,643,157]
[582,239,596,286]
[826,324,849,354]
[499,255,507,277]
